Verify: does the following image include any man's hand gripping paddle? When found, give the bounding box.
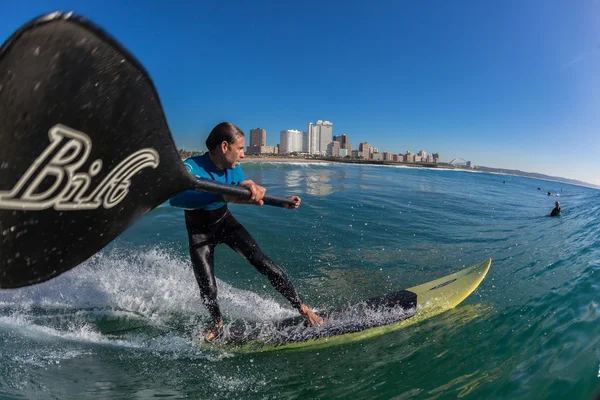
[0,12,295,289]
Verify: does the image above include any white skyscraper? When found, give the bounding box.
[306,120,333,156]
[280,130,303,154]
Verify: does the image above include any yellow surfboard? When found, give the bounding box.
[200,258,491,353]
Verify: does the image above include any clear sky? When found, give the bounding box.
[2,1,599,185]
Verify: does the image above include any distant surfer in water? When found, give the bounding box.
[550,201,561,217]
[169,122,322,341]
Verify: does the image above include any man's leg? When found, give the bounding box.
[219,215,304,311]
[188,237,223,335]
[220,219,323,326]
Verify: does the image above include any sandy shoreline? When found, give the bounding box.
[240,157,329,164]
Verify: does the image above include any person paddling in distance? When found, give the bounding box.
[550,201,561,217]
[169,122,323,341]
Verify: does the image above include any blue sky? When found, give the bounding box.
[2,1,599,185]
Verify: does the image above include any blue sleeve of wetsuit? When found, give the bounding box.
[233,164,245,184]
[169,159,224,209]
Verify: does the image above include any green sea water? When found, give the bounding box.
[1,162,599,399]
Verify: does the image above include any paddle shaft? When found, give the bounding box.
[193,178,296,207]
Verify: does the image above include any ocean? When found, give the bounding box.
[1,161,599,399]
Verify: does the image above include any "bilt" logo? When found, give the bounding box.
[0,124,159,210]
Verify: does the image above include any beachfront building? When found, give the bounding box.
[247,145,277,155]
[280,129,303,154]
[358,142,371,160]
[334,134,352,153]
[306,120,333,156]
[326,141,341,157]
[250,128,266,146]
[246,128,271,155]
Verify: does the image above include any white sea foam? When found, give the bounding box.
[0,246,297,358]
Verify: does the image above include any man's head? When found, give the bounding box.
[555,201,560,207]
[205,122,245,169]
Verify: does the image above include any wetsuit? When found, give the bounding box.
[550,206,561,217]
[169,153,302,323]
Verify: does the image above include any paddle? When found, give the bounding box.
[0,12,295,289]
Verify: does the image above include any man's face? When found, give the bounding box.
[222,135,245,169]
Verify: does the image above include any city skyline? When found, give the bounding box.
[3,2,599,185]
[247,122,444,164]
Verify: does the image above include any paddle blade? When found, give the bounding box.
[0,12,194,288]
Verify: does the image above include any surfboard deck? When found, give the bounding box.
[197,258,491,353]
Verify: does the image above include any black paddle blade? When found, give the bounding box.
[0,12,195,288]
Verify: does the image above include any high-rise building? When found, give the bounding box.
[250,128,266,147]
[333,134,352,152]
[246,128,268,154]
[326,141,341,157]
[358,142,371,159]
[417,150,427,158]
[280,130,303,154]
[306,120,333,155]
[302,131,309,153]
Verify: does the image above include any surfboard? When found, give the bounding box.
[198,258,491,353]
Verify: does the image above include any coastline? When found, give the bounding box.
[240,156,455,169]
[240,157,329,164]
[238,156,599,190]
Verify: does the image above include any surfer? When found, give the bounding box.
[550,201,561,217]
[169,122,323,341]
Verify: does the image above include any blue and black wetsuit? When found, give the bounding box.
[169,153,302,324]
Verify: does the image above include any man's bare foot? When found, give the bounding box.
[300,304,323,327]
[202,320,223,342]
